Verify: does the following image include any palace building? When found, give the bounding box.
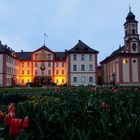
[100,9,140,85]
[0,40,98,87]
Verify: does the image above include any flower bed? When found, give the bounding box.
[0,87,140,139]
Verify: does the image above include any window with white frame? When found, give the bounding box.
[73,65,77,71]
[81,77,85,83]
[89,65,93,71]
[73,77,77,83]
[89,77,93,82]
[73,54,77,61]
[89,54,92,61]
[81,65,85,71]
[81,54,85,61]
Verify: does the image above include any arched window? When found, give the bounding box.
[132,43,137,51]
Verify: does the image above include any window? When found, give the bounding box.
[81,77,85,83]
[56,79,59,83]
[123,59,128,64]
[56,62,59,67]
[48,70,51,75]
[73,77,77,83]
[62,62,64,67]
[48,62,51,67]
[22,79,24,84]
[35,70,38,75]
[27,62,30,67]
[56,70,59,75]
[132,43,137,51]
[73,54,77,61]
[35,62,38,67]
[27,70,30,75]
[73,65,77,71]
[81,54,85,61]
[22,70,24,75]
[62,79,64,83]
[89,54,92,61]
[133,60,136,63]
[62,70,64,75]
[48,54,51,60]
[89,77,93,82]
[81,65,85,71]
[89,65,93,71]
[132,29,135,35]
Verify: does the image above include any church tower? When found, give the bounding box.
[124,7,140,53]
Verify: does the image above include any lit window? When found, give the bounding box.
[123,59,128,64]
[56,70,59,75]
[22,70,24,75]
[27,70,30,75]
[62,79,64,83]
[62,62,64,67]
[62,70,64,75]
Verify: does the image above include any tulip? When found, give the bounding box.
[22,116,29,129]
[0,111,4,119]
[9,118,22,137]
[101,102,109,109]
[8,103,14,114]
[4,114,12,126]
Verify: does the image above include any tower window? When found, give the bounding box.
[132,29,135,35]
[133,60,136,63]
[123,59,128,64]
[132,43,137,51]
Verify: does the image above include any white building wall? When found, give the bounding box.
[132,58,138,82]
[70,54,96,86]
[116,59,119,83]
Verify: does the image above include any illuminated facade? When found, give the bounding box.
[100,9,140,85]
[0,40,98,87]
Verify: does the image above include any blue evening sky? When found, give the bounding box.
[0,0,140,63]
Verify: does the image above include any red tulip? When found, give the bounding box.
[101,102,109,109]
[4,114,12,126]
[8,103,14,114]
[9,118,22,137]
[22,116,29,129]
[0,111,4,119]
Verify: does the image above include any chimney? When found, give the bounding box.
[21,50,23,53]
[65,49,67,52]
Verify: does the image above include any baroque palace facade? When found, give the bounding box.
[1,9,140,87]
[0,40,98,87]
[101,9,140,85]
